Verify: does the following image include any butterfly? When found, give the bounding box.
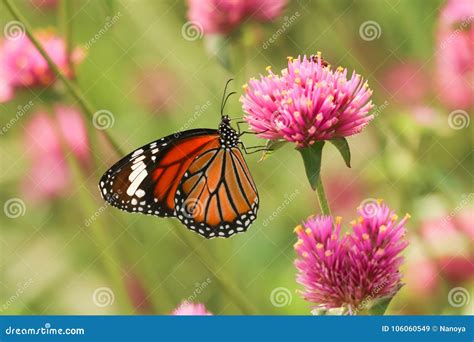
[99,81,260,239]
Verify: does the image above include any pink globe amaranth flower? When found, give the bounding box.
[294,201,409,311]
[22,106,90,201]
[382,61,429,105]
[172,301,212,315]
[241,55,374,147]
[187,0,286,35]
[435,0,474,109]
[0,30,84,103]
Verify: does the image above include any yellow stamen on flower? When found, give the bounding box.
[293,239,303,249]
[242,84,248,91]
[379,225,387,233]
[305,228,312,235]
[377,198,384,204]
[335,216,342,225]
[358,217,364,223]
[294,225,303,233]
[376,248,385,255]
[405,213,412,219]
[350,220,356,226]
[331,234,338,240]
[337,66,344,72]
[302,251,309,258]
[287,56,293,62]
[325,250,332,257]
[362,233,370,240]
[306,99,313,107]
[391,214,398,221]
[266,65,272,72]
[295,77,301,84]
[316,243,324,249]
[286,98,293,104]
[316,113,323,121]
[294,68,300,74]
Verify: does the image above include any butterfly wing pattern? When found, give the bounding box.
[99,125,259,239]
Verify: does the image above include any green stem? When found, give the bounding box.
[3,0,123,156]
[174,228,257,314]
[316,177,331,216]
[3,0,258,314]
[59,0,73,72]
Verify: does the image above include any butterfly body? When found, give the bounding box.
[99,116,259,239]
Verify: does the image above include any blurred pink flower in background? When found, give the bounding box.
[439,255,474,285]
[241,55,374,147]
[0,30,84,103]
[132,67,180,114]
[29,0,58,8]
[187,0,286,35]
[326,170,364,217]
[172,302,212,315]
[22,105,90,202]
[411,105,439,127]
[382,61,429,105]
[124,272,152,314]
[294,202,409,312]
[435,0,474,109]
[420,216,469,256]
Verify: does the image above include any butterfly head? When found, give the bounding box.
[219,115,239,148]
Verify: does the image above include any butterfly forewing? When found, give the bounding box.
[99,129,219,217]
[174,147,259,238]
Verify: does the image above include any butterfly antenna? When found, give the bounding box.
[220,79,234,117]
[221,91,236,115]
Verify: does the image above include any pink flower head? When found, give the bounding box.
[294,201,409,311]
[0,30,84,103]
[435,0,474,108]
[172,301,212,315]
[23,106,90,202]
[241,54,374,147]
[187,0,286,35]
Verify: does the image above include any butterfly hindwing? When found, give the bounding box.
[174,147,259,238]
[99,129,219,217]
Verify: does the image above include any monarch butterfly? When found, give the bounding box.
[99,81,262,239]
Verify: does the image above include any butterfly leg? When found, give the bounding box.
[236,121,270,137]
[239,142,271,154]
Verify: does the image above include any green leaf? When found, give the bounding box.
[297,141,325,190]
[204,35,231,71]
[258,139,287,162]
[329,137,351,168]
